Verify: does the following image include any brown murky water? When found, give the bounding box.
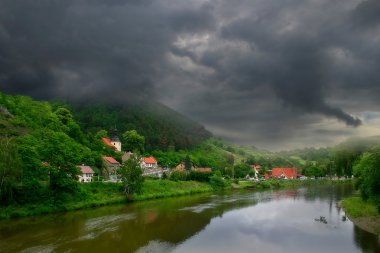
[0,183,379,253]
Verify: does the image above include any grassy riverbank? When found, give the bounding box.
[0,178,349,220]
[0,180,213,220]
[342,196,380,235]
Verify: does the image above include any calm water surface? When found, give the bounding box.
[1,183,379,253]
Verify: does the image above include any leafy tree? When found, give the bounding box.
[0,137,22,204]
[95,129,108,139]
[302,165,325,178]
[122,130,145,153]
[210,171,226,190]
[226,153,235,166]
[118,155,144,196]
[353,149,380,202]
[234,163,253,178]
[54,107,73,125]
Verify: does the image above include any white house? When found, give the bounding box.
[141,156,158,169]
[78,165,95,183]
[141,156,162,177]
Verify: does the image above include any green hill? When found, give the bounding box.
[61,99,212,151]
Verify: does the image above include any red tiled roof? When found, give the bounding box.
[195,168,212,172]
[272,168,298,179]
[143,156,157,164]
[78,165,94,174]
[102,137,116,149]
[102,156,120,165]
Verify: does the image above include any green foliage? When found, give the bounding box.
[0,137,22,205]
[169,171,189,181]
[189,170,213,182]
[67,101,212,151]
[302,165,326,178]
[342,196,379,219]
[118,155,144,196]
[122,130,145,153]
[354,149,380,203]
[95,129,108,139]
[210,171,226,190]
[234,163,253,178]
[54,107,73,125]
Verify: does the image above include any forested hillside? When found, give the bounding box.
[62,99,212,151]
[0,92,117,205]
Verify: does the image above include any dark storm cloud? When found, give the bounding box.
[351,0,380,28]
[1,0,380,149]
[0,0,214,100]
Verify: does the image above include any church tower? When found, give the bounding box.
[110,128,122,152]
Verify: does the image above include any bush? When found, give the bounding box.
[210,175,226,190]
[210,171,226,190]
[169,171,189,181]
[189,170,213,182]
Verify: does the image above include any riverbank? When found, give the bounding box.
[342,196,380,235]
[232,178,351,190]
[0,180,213,220]
[0,178,351,220]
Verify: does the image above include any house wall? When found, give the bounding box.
[111,141,122,152]
[78,173,93,182]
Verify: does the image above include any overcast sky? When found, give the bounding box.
[1,0,380,150]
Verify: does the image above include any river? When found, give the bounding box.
[0,183,379,253]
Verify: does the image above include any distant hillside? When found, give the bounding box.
[63,99,212,151]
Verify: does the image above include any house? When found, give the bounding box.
[271,168,298,179]
[141,156,163,177]
[102,156,121,182]
[174,161,195,171]
[101,137,121,152]
[78,165,95,182]
[141,156,158,170]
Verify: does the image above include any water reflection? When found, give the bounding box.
[0,183,379,253]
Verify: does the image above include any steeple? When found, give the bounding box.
[110,127,122,152]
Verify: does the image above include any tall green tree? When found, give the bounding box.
[118,155,144,197]
[0,137,22,204]
[122,130,145,153]
[353,148,380,201]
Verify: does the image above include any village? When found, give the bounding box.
[77,134,307,183]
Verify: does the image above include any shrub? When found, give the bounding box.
[210,171,226,190]
[169,171,189,181]
[189,170,212,182]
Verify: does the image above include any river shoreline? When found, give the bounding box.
[0,179,351,220]
[342,196,380,235]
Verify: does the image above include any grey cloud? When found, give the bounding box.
[1,0,380,150]
[351,0,380,28]
[0,0,215,101]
